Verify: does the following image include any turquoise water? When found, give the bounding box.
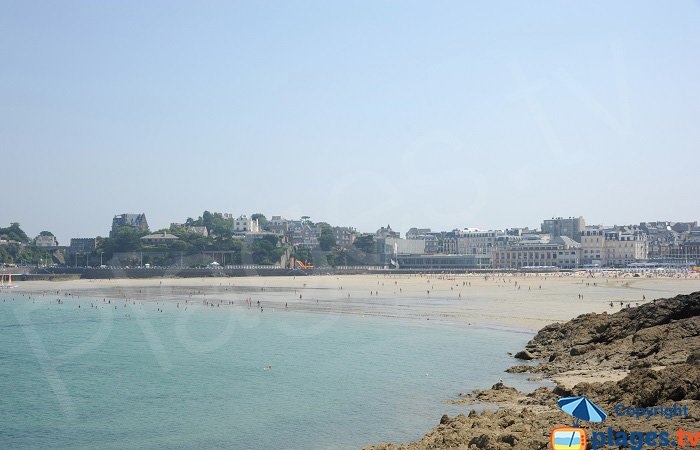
[0,293,533,449]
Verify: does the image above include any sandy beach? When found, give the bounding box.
[11,272,700,332]
[6,273,700,449]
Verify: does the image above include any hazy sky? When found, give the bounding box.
[1,1,699,244]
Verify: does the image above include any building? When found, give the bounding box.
[406,228,431,239]
[376,237,427,265]
[69,238,96,254]
[541,217,586,242]
[286,220,319,248]
[140,232,180,245]
[671,222,698,233]
[640,222,679,259]
[397,254,491,270]
[668,233,700,264]
[492,236,581,269]
[581,228,648,266]
[111,213,149,236]
[580,228,605,265]
[602,230,648,266]
[376,225,400,239]
[382,237,426,255]
[186,226,208,237]
[456,229,504,256]
[333,227,356,248]
[438,231,458,254]
[170,223,209,237]
[269,216,289,234]
[233,215,260,234]
[35,235,58,247]
[405,228,439,253]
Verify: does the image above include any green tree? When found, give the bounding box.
[251,213,269,231]
[318,224,336,251]
[97,226,145,258]
[291,246,313,264]
[353,234,376,254]
[250,235,283,265]
[326,249,348,267]
[202,211,214,230]
[0,223,29,243]
[209,213,234,238]
[185,216,203,227]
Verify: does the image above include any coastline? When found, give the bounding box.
[363,291,700,450]
[8,273,700,332]
[6,274,700,448]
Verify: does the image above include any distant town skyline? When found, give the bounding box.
[2,1,699,244]
[5,210,700,247]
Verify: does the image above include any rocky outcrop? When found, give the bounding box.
[510,292,700,376]
[363,292,700,450]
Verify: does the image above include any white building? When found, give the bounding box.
[234,215,260,234]
[35,235,58,247]
[383,237,426,255]
[456,229,504,256]
[492,236,581,269]
[140,232,180,245]
[581,228,648,266]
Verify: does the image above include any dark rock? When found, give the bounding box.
[687,351,700,365]
[514,350,534,360]
[499,433,517,445]
[505,365,531,373]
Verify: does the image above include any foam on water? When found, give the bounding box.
[0,293,536,449]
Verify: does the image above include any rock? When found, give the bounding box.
[505,365,531,373]
[469,433,497,449]
[687,350,700,365]
[514,350,534,360]
[499,433,517,445]
[569,345,591,356]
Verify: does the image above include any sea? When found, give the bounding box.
[0,292,537,450]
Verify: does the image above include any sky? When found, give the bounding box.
[1,1,699,244]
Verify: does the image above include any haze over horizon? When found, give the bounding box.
[2,1,699,244]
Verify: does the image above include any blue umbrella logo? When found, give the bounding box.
[557,396,607,426]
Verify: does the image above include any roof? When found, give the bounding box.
[551,236,581,248]
[141,233,179,240]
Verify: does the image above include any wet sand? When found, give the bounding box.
[10,272,700,331]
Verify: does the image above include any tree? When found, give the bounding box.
[202,211,214,230]
[318,224,336,251]
[39,231,54,236]
[251,213,269,231]
[291,246,313,265]
[209,213,234,238]
[97,226,145,258]
[353,234,376,254]
[250,235,283,265]
[0,223,29,243]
